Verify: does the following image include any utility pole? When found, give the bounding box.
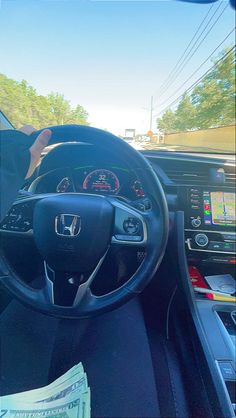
[149,96,154,132]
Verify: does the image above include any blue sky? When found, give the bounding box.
[0,0,234,134]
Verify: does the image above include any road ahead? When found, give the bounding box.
[131,142,233,154]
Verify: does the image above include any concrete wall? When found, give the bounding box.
[164,125,235,152]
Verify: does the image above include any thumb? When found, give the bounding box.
[30,129,52,157]
[25,129,52,179]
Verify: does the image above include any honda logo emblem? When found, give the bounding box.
[55,214,81,237]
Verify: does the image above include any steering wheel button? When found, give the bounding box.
[114,234,142,242]
[123,217,140,235]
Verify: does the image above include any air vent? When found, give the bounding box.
[225,170,236,186]
[165,169,209,185]
[165,166,235,186]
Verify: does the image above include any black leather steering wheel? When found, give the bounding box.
[0,125,169,318]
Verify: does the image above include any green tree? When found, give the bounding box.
[47,93,71,125]
[156,47,235,133]
[63,104,89,125]
[174,94,196,131]
[157,109,177,133]
[191,49,235,129]
[0,74,89,128]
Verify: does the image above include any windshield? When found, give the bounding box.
[0,1,235,153]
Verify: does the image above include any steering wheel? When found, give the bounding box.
[0,125,169,318]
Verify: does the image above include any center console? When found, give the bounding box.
[196,300,236,415]
[180,186,236,415]
[183,187,236,257]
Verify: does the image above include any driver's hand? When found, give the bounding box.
[19,125,52,179]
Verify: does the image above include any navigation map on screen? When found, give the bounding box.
[210,192,235,226]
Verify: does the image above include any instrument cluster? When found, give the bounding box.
[32,166,146,200]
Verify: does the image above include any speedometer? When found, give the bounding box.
[82,169,120,194]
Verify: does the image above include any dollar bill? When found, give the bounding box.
[0,389,90,418]
[81,389,91,418]
[3,371,87,405]
[1,364,84,402]
[36,374,88,404]
[0,364,91,418]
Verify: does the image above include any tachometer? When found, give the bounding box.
[83,169,120,194]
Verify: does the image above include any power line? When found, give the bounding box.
[162,2,229,92]
[154,2,228,102]
[155,46,235,118]
[156,2,228,99]
[155,2,217,98]
[156,46,235,117]
[157,29,235,110]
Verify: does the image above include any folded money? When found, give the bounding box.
[0,363,91,418]
[0,389,90,418]
[1,363,84,401]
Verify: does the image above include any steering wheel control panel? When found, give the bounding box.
[0,202,34,233]
[112,205,145,243]
[182,187,236,256]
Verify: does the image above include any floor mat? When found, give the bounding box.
[0,300,58,395]
[0,297,160,417]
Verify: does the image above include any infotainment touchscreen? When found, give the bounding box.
[203,191,236,227]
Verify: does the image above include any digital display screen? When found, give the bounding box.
[203,191,236,227]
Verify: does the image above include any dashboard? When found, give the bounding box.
[0,143,235,259]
